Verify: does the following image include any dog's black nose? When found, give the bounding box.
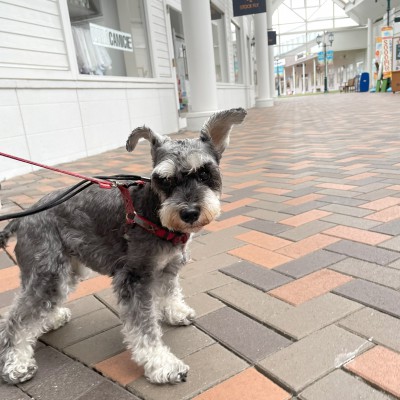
[180,207,200,224]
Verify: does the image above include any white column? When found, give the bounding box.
[181,0,218,130]
[292,65,296,94]
[283,68,286,96]
[313,58,317,92]
[302,63,306,93]
[254,12,273,107]
[367,17,373,87]
[267,0,275,98]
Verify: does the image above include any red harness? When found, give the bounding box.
[0,152,189,246]
[117,184,190,246]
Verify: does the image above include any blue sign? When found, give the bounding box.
[318,51,324,62]
[274,66,284,74]
[326,50,334,60]
[232,0,266,17]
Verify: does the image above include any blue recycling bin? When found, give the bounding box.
[359,72,370,92]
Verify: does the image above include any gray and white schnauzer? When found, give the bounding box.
[0,108,246,385]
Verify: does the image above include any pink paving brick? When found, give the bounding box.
[276,234,340,259]
[229,244,293,269]
[235,231,292,251]
[268,269,353,305]
[360,197,400,211]
[280,210,332,227]
[345,346,400,398]
[284,193,323,206]
[365,206,400,222]
[315,183,357,190]
[67,276,112,302]
[193,368,290,400]
[255,187,291,195]
[206,216,254,232]
[222,198,258,212]
[323,225,391,245]
[0,265,20,293]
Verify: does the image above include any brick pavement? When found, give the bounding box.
[2,93,400,399]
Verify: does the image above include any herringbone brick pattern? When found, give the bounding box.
[2,93,400,399]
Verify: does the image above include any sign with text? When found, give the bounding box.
[381,27,393,79]
[268,30,276,46]
[233,0,266,16]
[90,23,133,52]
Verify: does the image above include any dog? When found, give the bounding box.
[0,108,247,385]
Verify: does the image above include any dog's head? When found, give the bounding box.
[126,108,247,233]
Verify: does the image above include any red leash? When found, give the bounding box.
[0,152,189,245]
[0,151,114,189]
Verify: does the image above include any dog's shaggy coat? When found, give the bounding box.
[0,108,246,384]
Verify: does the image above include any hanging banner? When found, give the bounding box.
[317,51,324,66]
[90,23,133,52]
[381,26,393,79]
[232,0,266,17]
[326,50,334,65]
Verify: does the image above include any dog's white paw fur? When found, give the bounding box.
[2,352,38,384]
[162,300,196,326]
[46,307,71,331]
[144,348,189,384]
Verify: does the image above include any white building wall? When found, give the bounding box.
[0,0,253,180]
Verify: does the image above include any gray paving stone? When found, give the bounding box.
[275,250,346,278]
[22,362,104,400]
[196,307,291,363]
[314,196,365,207]
[333,279,400,318]
[128,343,247,400]
[317,189,361,198]
[355,188,397,201]
[258,325,373,393]
[0,381,31,400]
[209,281,292,324]
[321,214,382,229]
[319,203,373,217]
[42,308,121,349]
[329,257,400,289]
[221,260,293,291]
[379,236,400,252]
[180,271,235,297]
[339,307,400,353]
[245,200,290,212]
[300,369,393,400]
[63,325,125,366]
[67,295,106,320]
[284,201,326,215]
[278,220,335,241]
[180,253,238,279]
[76,380,140,400]
[0,250,14,269]
[185,292,224,317]
[244,208,291,222]
[19,347,75,391]
[162,325,215,359]
[326,240,400,265]
[372,219,400,235]
[240,218,291,235]
[266,293,362,340]
[94,287,119,314]
[0,288,18,312]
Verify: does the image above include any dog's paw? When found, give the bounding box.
[2,358,38,384]
[163,302,196,326]
[46,307,71,331]
[145,355,189,384]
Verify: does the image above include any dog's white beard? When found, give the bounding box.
[159,188,221,232]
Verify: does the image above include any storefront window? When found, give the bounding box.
[211,4,227,82]
[67,0,152,77]
[231,22,242,83]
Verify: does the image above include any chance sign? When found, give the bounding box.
[90,23,133,52]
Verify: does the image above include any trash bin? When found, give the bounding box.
[359,72,370,92]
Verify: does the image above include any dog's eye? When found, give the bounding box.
[160,178,174,190]
[198,170,210,183]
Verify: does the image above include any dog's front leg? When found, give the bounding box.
[113,269,189,384]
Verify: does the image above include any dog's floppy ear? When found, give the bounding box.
[200,108,247,154]
[126,126,169,152]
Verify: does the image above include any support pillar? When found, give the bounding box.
[292,65,296,94]
[313,58,317,92]
[267,0,275,98]
[302,63,306,93]
[254,12,273,107]
[367,17,373,88]
[181,0,218,130]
